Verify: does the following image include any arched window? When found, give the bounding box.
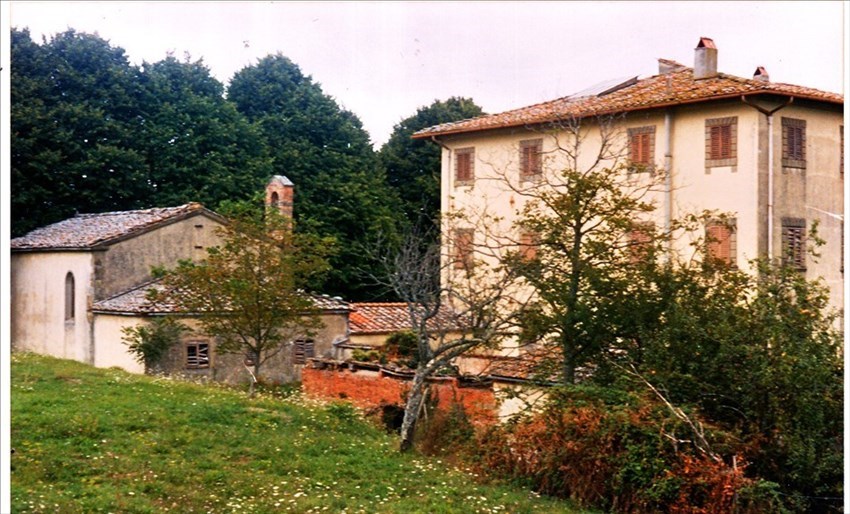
[271,191,280,206]
[65,272,75,321]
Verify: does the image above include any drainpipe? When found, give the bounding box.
[740,96,794,260]
[664,110,672,259]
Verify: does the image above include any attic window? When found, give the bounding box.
[520,139,543,179]
[705,117,737,169]
[627,126,656,171]
[782,117,806,169]
[454,147,475,184]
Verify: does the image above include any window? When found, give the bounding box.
[781,117,806,169]
[628,222,655,263]
[64,272,75,321]
[628,126,656,171]
[705,219,737,267]
[519,231,539,261]
[454,147,474,184]
[520,139,543,179]
[186,342,210,369]
[705,117,737,168]
[453,229,474,270]
[781,218,806,271]
[293,339,315,365]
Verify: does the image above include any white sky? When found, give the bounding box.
[7,1,847,148]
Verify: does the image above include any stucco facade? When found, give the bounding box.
[420,40,843,318]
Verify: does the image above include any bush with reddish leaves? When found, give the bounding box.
[475,387,782,513]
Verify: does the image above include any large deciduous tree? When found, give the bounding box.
[151,209,331,396]
[228,54,402,300]
[379,97,484,227]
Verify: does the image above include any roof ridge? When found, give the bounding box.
[74,203,198,218]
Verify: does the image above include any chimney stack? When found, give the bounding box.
[265,175,294,220]
[753,66,770,82]
[694,37,718,80]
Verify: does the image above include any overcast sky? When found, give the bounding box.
[8,1,846,148]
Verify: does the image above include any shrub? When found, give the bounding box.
[121,317,187,373]
[475,387,780,513]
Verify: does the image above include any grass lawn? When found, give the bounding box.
[11,353,591,513]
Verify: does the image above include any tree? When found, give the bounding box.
[369,223,522,451]
[11,28,149,236]
[379,98,484,227]
[136,55,273,210]
[227,54,402,300]
[496,116,668,384]
[121,317,188,373]
[151,208,331,396]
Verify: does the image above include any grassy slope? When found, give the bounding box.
[11,353,589,513]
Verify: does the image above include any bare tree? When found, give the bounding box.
[369,222,523,451]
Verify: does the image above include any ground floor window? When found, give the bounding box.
[186,341,210,369]
[293,339,315,365]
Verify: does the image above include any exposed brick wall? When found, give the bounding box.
[302,364,497,426]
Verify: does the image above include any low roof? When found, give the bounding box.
[349,302,461,335]
[11,203,225,251]
[92,280,350,315]
[413,62,842,139]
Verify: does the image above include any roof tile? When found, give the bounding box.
[413,66,842,139]
[11,203,212,250]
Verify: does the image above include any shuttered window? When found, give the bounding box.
[781,118,806,168]
[705,117,737,168]
[628,126,656,171]
[455,147,474,183]
[293,339,315,364]
[186,342,210,369]
[628,222,655,263]
[705,220,737,267]
[781,218,806,271]
[519,231,539,261]
[520,139,543,178]
[453,229,474,270]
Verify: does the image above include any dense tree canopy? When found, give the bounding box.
[379,97,484,227]
[228,55,403,300]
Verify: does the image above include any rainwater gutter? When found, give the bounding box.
[740,95,794,260]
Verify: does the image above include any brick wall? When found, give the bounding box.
[302,363,497,426]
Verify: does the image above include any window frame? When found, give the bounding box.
[781,218,807,272]
[454,147,475,185]
[293,339,315,365]
[64,272,75,321]
[705,219,737,267]
[705,117,738,169]
[781,117,806,169]
[185,341,211,369]
[519,139,543,180]
[452,228,475,270]
[627,126,656,172]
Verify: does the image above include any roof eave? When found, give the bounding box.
[414,90,843,140]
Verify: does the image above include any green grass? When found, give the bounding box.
[11,353,590,513]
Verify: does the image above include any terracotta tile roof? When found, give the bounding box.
[413,65,842,139]
[11,203,218,251]
[92,280,350,315]
[349,302,461,334]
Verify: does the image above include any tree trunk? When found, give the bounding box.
[399,370,428,452]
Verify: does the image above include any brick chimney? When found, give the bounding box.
[694,37,718,80]
[265,175,294,219]
[753,66,770,82]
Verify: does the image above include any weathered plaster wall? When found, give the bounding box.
[11,251,94,363]
[96,213,225,300]
[91,313,145,373]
